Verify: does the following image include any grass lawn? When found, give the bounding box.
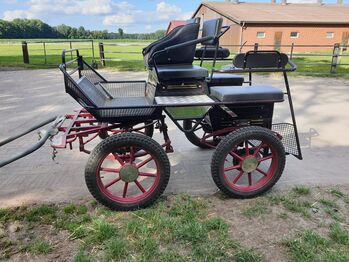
[1,186,349,261]
[0,39,348,76]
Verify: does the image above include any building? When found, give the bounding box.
[192,1,349,51]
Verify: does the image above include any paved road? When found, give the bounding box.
[0,69,348,207]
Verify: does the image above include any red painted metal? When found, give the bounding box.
[96,149,161,204]
[51,108,163,154]
[222,139,279,192]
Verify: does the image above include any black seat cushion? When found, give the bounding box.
[210,85,284,103]
[208,73,244,86]
[156,64,208,81]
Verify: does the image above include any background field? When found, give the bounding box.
[0,39,348,75]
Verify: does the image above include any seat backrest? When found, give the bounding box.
[143,18,200,57]
[201,18,223,46]
[144,20,200,68]
[233,51,289,69]
[76,76,108,107]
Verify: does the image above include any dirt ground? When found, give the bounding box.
[1,185,348,261]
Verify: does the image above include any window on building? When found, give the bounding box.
[256,32,265,38]
[290,32,299,38]
[326,32,334,39]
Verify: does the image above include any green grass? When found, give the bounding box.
[292,185,311,196]
[284,230,349,262]
[0,39,348,76]
[241,200,269,218]
[0,195,257,260]
[24,239,53,255]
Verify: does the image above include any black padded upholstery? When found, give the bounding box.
[195,46,230,59]
[208,73,244,87]
[156,64,208,81]
[234,51,289,69]
[202,18,223,46]
[210,85,284,103]
[143,20,200,68]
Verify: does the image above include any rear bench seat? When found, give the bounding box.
[210,85,284,103]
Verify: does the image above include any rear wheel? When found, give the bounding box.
[211,126,285,198]
[183,119,218,149]
[85,133,170,210]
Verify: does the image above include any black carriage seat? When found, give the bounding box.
[197,19,244,87]
[209,51,289,103]
[76,76,153,108]
[208,73,244,87]
[144,19,200,68]
[210,85,284,103]
[156,64,208,81]
[153,18,226,84]
[142,18,200,60]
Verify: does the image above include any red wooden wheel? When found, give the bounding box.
[211,126,285,198]
[85,133,170,210]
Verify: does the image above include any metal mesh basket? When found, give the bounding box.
[272,123,300,158]
[100,82,147,97]
[81,66,105,85]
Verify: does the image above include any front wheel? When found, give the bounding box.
[85,133,170,210]
[211,126,285,198]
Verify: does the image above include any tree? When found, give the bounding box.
[118,28,124,38]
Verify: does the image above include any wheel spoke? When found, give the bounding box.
[134,180,146,193]
[245,140,250,155]
[248,173,252,186]
[137,156,153,168]
[112,153,125,166]
[100,167,120,173]
[253,143,265,157]
[259,155,273,162]
[122,182,129,198]
[224,165,240,172]
[129,146,135,164]
[229,151,243,161]
[104,177,121,189]
[256,168,268,177]
[232,171,244,184]
[139,172,157,177]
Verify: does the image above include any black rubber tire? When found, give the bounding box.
[183,119,217,149]
[211,126,286,198]
[99,122,154,139]
[85,133,170,211]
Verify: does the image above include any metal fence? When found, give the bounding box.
[21,40,96,66]
[97,42,349,74]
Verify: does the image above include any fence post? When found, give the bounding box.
[22,41,29,64]
[99,42,106,66]
[290,43,294,60]
[331,43,340,74]
[43,42,47,64]
[254,43,259,51]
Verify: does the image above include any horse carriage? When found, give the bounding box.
[0,18,302,210]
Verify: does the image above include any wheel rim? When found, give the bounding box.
[96,146,160,204]
[222,139,278,192]
[185,120,216,146]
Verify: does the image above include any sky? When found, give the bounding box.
[0,0,348,33]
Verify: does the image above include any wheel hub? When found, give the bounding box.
[119,164,139,182]
[241,156,258,173]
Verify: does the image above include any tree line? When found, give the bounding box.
[0,19,166,40]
